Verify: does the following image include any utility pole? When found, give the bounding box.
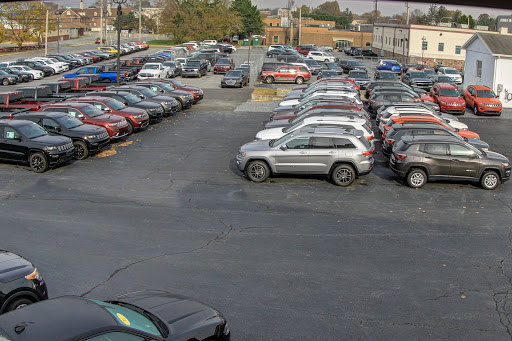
[374,0,378,24]
[138,0,142,42]
[104,10,108,44]
[100,0,103,46]
[247,32,251,87]
[44,10,48,56]
[299,7,302,45]
[289,8,293,46]
[406,2,410,25]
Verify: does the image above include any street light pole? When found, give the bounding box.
[113,0,127,86]
[45,10,48,56]
[138,0,142,42]
[54,10,63,54]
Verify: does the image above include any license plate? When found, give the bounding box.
[227,81,235,85]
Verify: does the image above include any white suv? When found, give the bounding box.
[30,58,66,73]
[137,63,171,79]
[308,51,336,62]
[437,67,462,84]
[378,106,467,133]
[203,40,217,46]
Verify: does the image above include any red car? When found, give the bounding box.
[297,46,316,56]
[40,102,130,139]
[131,41,149,49]
[382,115,479,139]
[430,83,466,114]
[213,58,235,74]
[64,97,149,134]
[153,79,204,103]
[463,85,502,116]
[261,65,310,84]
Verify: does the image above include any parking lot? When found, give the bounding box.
[0,45,512,339]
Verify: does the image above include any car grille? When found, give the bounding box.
[97,132,109,139]
[483,103,501,107]
[412,81,431,87]
[139,73,153,77]
[58,142,74,151]
[445,102,462,106]
[226,80,236,85]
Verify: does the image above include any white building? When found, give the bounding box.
[463,30,512,108]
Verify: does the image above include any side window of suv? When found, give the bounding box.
[449,144,475,157]
[279,67,290,73]
[286,137,310,149]
[4,127,19,139]
[424,143,447,155]
[334,138,356,149]
[42,118,59,130]
[311,137,334,149]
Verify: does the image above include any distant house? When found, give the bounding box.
[463,29,512,108]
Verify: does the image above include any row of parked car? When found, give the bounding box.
[0,250,230,340]
[235,72,511,189]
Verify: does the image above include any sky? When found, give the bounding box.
[56,0,511,18]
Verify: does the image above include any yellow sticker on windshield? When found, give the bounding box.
[116,313,130,326]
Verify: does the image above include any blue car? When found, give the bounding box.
[377,60,402,74]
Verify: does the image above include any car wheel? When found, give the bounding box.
[295,76,304,85]
[324,59,329,62]
[246,160,270,182]
[481,170,500,190]
[6,297,33,312]
[221,84,225,88]
[331,164,355,186]
[2,78,8,86]
[73,140,89,160]
[176,100,183,112]
[406,168,427,188]
[126,120,135,135]
[473,104,479,115]
[29,152,49,173]
[265,76,274,84]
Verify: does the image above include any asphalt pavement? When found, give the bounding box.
[0,46,511,340]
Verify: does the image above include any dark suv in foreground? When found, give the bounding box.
[0,250,48,314]
[390,135,511,190]
[0,119,74,172]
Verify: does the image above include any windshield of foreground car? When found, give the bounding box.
[185,61,201,67]
[440,88,460,97]
[225,70,241,77]
[305,59,320,66]
[476,89,497,98]
[56,114,83,129]
[143,65,160,70]
[410,72,427,78]
[81,104,107,117]
[217,59,230,64]
[270,132,294,147]
[445,69,459,75]
[18,123,47,139]
[351,71,368,78]
[320,71,338,77]
[379,73,398,79]
[105,99,126,110]
[436,76,453,83]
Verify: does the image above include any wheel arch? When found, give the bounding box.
[0,289,39,314]
[328,161,359,177]
[480,167,503,181]
[405,164,431,178]
[244,157,275,174]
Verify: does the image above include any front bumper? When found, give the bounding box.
[88,137,111,152]
[47,148,74,165]
[477,104,502,115]
[214,67,231,73]
[148,111,164,124]
[439,103,465,114]
[182,70,200,77]
[503,167,511,182]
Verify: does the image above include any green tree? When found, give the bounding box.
[459,14,468,25]
[231,0,264,37]
[435,6,451,24]
[452,10,462,24]
[314,1,341,16]
[468,15,476,29]
[114,11,139,31]
[427,4,437,24]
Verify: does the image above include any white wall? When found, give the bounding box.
[494,57,512,108]
[409,26,476,61]
[463,37,495,91]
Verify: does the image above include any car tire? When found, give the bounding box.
[295,77,304,84]
[246,160,270,183]
[481,170,500,190]
[221,84,225,88]
[324,59,329,62]
[2,78,8,86]
[73,140,89,160]
[331,164,355,186]
[265,76,274,84]
[474,104,479,115]
[176,100,183,112]
[406,168,427,188]
[29,152,49,173]
[126,120,135,135]
[6,297,33,312]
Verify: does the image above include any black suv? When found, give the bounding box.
[390,135,511,190]
[181,59,208,77]
[11,111,110,160]
[0,250,48,314]
[112,85,180,116]
[134,82,194,110]
[0,119,74,172]
[15,60,54,76]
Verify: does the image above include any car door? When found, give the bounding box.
[274,136,310,173]
[466,86,475,107]
[0,126,26,161]
[422,143,451,176]
[309,136,336,174]
[448,143,480,179]
[275,67,289,81]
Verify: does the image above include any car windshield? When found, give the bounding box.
[81,104,105,117]
[305,59,319,66]
[283,120,304,133]
[379,72,397,79]
[165,62,176,67]
[326,63,337,68]
[87,299,163,337]
[55,114,83,129]
[171,80,185,87]
[143,65,159,70]
[350,61,363,66]
[122,93,142,104]
[137,87,158,97]
[186,61,201,67]
[270,133,293,147]
[476,89,496,98]
[410,72,427,78]
[437,76,452,82]
[440,88,460,97]
[391,62,401,66]
[18,123,47,139]
[225,70,241,77]
[423,70,436,75]
[351,71,367,78]
[217,59,230,64]
[156,83,173,92]
[105,99,126,110]
[445,69,459,74]
[321,71,338,77]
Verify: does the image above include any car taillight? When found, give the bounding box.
[370,100,375,104]
[362,150,373,156]
[366,135,374,141]
[395,153,407,159]
[124,72,128,76]
[385,138,395,144]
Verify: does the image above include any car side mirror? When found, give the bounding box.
[139,95,144,99]
[280,145,287,151]
[77,114,85,119]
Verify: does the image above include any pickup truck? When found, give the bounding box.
[42,79,106,95]
[137,63,171,79]
[101,62,138,80]
[18,86,70,101]
[0,91,60,112]
[62,66,124,82]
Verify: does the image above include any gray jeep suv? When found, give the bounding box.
[236,127,374,186]
[390,135,511,190]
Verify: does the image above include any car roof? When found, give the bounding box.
[391,115,440,122]
[295,127,364,137]
[13,111,68,119]
[392,123,449,131]
[470,85,492,90]
[0,296,118,340]
[436,83,457,89]
[401,135,462,144]
[303,116,366,123]
[44,102,90,108]
[0,119,35,127]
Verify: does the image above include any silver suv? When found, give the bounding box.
[236,127,374,186]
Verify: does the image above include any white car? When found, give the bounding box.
[203,40,217,46]
[437,67,463,84]
[285,85,359,99]
[280,92,362,107]
[319,45,334,52]
[308,51,336,62]
[30,58,65,73]
[46,57,70,71]
[0,61,17,68]
[255,116,374,141]
[11,65,44,79]
[175,58,188,65]
[378,107,467,133]
[137,63,171,79]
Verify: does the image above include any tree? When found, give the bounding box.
[459,14,468,25]
[127,0,152,7]
[231,0,264,37]
[314,1,341,17]
[452,10,462,24]
[468,15,476,29]
[477,14,496,30]
[114,11,139,31]
[427,4,437,24]
[0,1,54,51]
[435,6,451,24]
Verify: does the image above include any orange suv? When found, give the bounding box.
[261,65,311,84]
[463,85,502,116]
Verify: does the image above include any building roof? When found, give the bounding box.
[463,32,512,56]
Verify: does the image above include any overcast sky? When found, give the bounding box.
[62,0,511,18]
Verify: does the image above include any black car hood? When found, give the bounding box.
[151,95,177,102]
[410,78,432,83]
[223,76,241,80]
[168,90,190,97]
[113,291,225,338]
[485,151,509,163]
[70,124,106,135]
[466,138,490,151]
[30,135,70,145]
[0,251,35,282]
[131,101,161,110]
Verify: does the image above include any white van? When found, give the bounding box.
[203,40,217,46]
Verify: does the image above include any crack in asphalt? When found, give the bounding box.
[492,226,512,339]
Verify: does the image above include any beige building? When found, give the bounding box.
[372,23,511,70]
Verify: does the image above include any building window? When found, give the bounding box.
[276,23,279,27]
[274,36,278,43]
[422,41,428,50]
[438,43,444,52]
[455,45,461,54]
[269,23,272,27]
[365,41,371,47]
[476,60,482,78]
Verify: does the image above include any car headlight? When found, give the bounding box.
[45,146,57,151]
[237,151,246,157]
[180,95,187,100]
[148,108,157,112]
[503,162,510,167]
[84,135,97,140]
[222,322,230,336]
[134,114,146,119]
[25,268,42,281]
[162,102,172,106]
[108,122,118,127]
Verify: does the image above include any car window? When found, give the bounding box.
[286,136,310,149]
[278,67,290,73]
[42,118,59,130]
[425,143,447,155]
[85,332,145,341]
[449,144,475,157]
[3,127,19,139]
[334,138,356,149]
[311,137,334,149]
